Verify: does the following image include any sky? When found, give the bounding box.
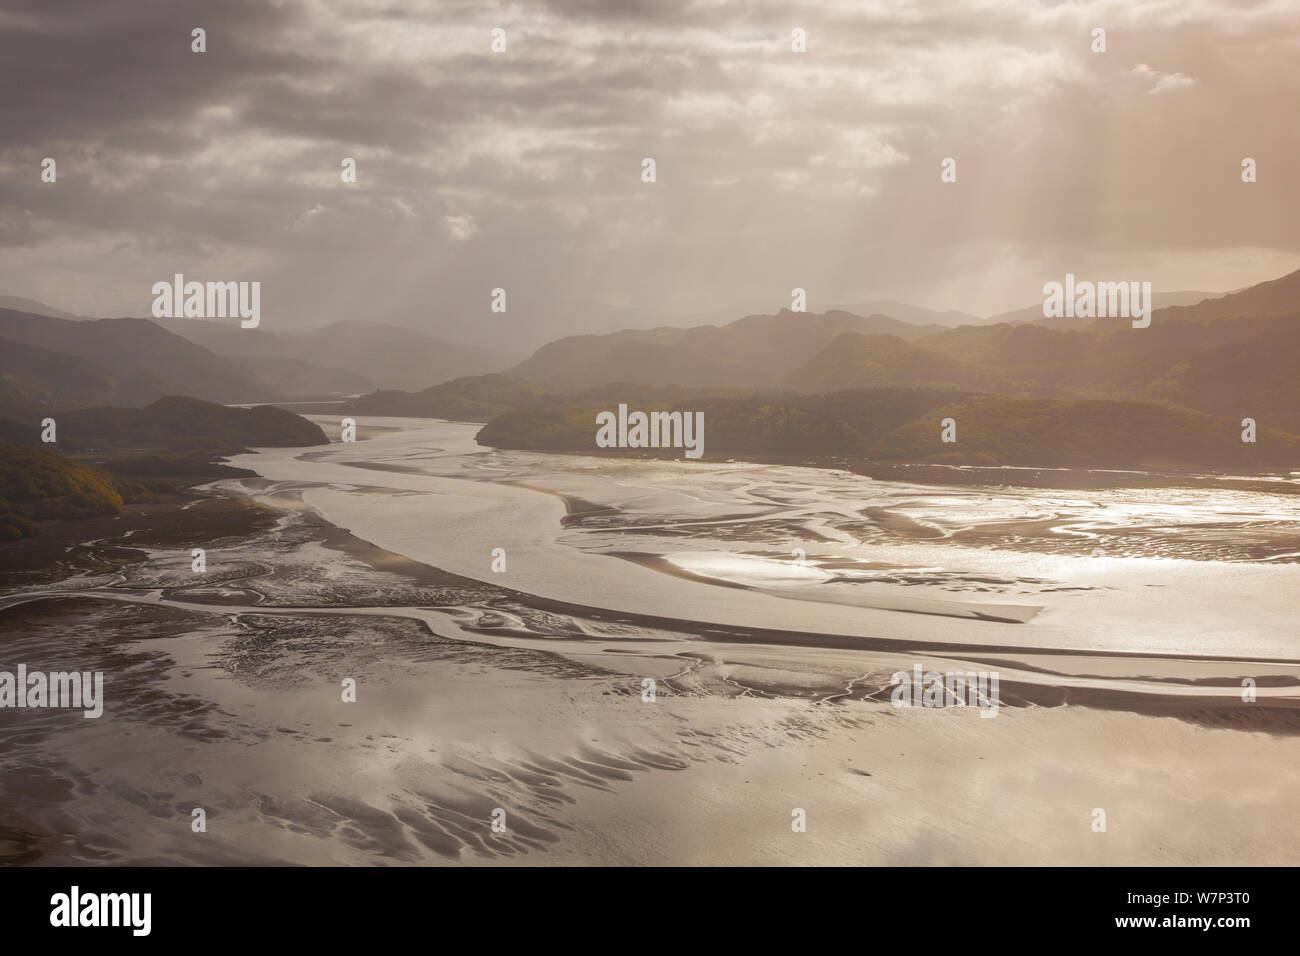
[2,0,1298,349]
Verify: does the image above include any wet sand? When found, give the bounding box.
[2,417,1298,865]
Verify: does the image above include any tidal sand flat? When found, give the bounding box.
[228,418,1300,659]
[2,416,1298,865]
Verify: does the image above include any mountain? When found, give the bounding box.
[508,309,943,390]
[0,442,149,539]
[785,332,995,393]
[0,395,329,490]
[350,374,547,421]
[0,309,277,406]
[235,355,371,398]
[0,296,84,320]
[870,396,1300,470]
[396,267,1300,435]
[827,299,984,328]
[1156,268,1300,323]
[1132,319,1300,433]
[43,396,330,456]
[160,319,511,391]
[0,308,367,409]
[475,385,969,456]
[474,385,1300,472]
[988,290,1219,330]
[917,312,1300,432]
[0,336,134,406]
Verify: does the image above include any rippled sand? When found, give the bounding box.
[1,416,1298,865]
[226,418,1300,659]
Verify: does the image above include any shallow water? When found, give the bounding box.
[3,417,1299,866]
[226,417,1300,660]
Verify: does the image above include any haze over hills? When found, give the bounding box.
[987,290,1220,330]
[825,299,985,328]
[351,262,1300,474]
[785,332,996,393]
[0,308,385,409]
[6,263,1300,469]
[0,309,278,408]
[1156,268,1300,323]
[158,318,513,392]
[480,266,1300,434]
[0,336,135,407]
[787,314,1300,433]
[507,309,943,389]
[670,298,983,330]
[0,295,84,321]
[349,374,547,421]
[0,294,513,396]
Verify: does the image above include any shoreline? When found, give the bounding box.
[233,401,1300,494]
[490,440,1300,494]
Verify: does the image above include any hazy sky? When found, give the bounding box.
[2,0,1298,348]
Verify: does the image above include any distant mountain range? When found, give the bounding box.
[487,267,1300,434]
[349,374,547,421]
[986,290,1220,330]
[1155,269,1300,324]
[825,299,985,328]
[785,332,995,393]
[0,309,280,408]
[156,318,512,392]
[0,295,83,321]
[796,311,1300,432]
[0,307,514,411]
[5,264,1300,473]
[507,309,942,389]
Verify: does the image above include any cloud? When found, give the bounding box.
[442,213,478,241]
[1133,62,1197,94]
[0,0,1295,340]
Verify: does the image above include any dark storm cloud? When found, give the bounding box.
[2,0,312,142]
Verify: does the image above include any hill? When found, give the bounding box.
[0,395,329,490]
[870,396,1300,470]
[918,313,1300,432]
[0,308,374,408]
[0,442,149,539]
[0,295,84,320]
[826,299,982,328]
[474,386,1300,473]
[349,374,548,421]
[475,382,1300,470]
[45,396,330,456]
[476,385,970,457]
[0,336,136,406]
[0,309,275,405]
[987,290,1219,330]
[508,309,941,390]
[160,319,510,392]
[785,332,995,393]
[1157,268,1300,323]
